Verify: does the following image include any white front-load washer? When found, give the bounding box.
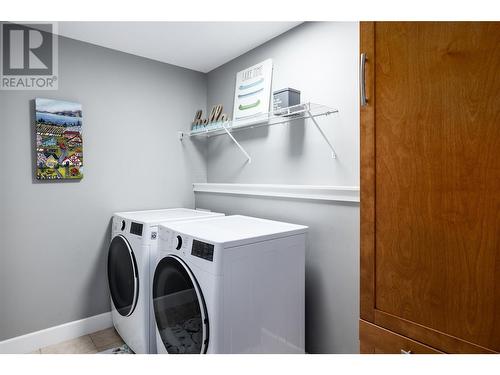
[107,208,224,354]
[153,215,307,354]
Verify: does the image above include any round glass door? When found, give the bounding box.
[152,256,208,354]
[107,235,139,317]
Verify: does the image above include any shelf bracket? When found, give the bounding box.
[307,110,337,159]
[221,123,252,163]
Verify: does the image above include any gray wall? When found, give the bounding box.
[206,22,359,186]
[0,35,207,341]
[197,22,360,353]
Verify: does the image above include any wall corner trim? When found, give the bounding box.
[0,312,112,354]
[193,183,360,203]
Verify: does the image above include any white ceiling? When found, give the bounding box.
[57,22,301,73]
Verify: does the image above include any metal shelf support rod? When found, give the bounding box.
[307,110,337,159]
[221,123,252,163]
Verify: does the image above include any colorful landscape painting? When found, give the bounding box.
[35,98,83,180]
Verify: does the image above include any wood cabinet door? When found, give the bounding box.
[360,22,500,353]
[360,320,443,354]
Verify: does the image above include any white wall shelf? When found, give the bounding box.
[180,102,339,163]
[193,183,360,203]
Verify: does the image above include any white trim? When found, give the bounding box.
[0,312,112,354]
[193,183,360,203]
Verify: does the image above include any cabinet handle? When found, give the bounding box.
[360,53,368,106]
[400,349,412,354]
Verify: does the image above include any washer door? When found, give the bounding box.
[152,255,209,354]
[107,235,139,317]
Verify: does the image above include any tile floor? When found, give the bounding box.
[30,327,125,354]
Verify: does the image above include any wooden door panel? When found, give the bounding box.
[361,22,500,353]
[374,310,497,354]
[360,21,376,322]
[360,319,443,354]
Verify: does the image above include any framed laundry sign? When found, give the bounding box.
[35,98,83,180]
[232,58,273,123]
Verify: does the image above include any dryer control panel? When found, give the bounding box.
[191,240,214,262]
[130,222,143,237]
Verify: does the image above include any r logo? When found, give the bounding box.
[2,23,53,75]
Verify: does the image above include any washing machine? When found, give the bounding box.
[107,208,224,354]
[152,215,307,354]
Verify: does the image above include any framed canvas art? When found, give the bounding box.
[35,98,83,180]
[232,58,273,124]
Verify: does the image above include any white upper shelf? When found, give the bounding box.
[186,102,339,138]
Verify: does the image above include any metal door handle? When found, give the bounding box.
[360,53,368,106]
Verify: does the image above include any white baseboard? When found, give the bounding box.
[0,312,112,354]
[193,183,360,203]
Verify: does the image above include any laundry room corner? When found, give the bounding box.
[2,8,499,373]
